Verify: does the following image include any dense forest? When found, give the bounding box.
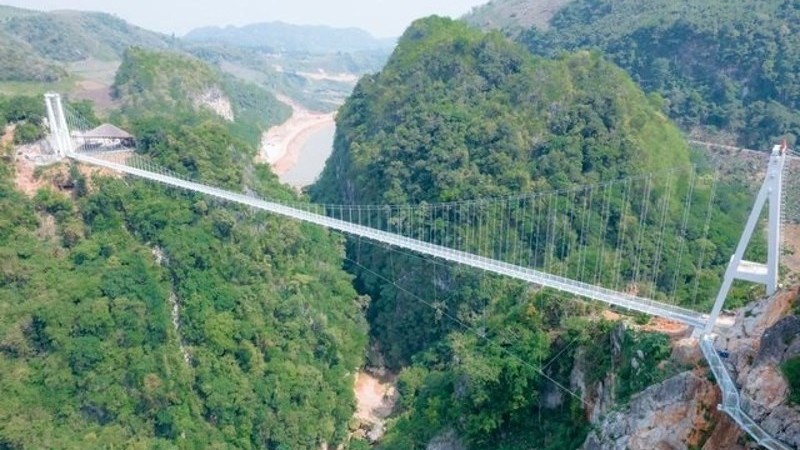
[0,49,368,448]
[1,4,794,449]
[512,0,800,148]
[112,47,292,150]
[311,17,760,448]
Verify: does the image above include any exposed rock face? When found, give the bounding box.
[570,323,624,422]
[427,430,466,450]
[352,369,398,444]
[582,290,800,450]
[756,316,800,365]
[194,87,234,122]
[420,292,799,450]
[582,371,719,450]
[715,290,800,448]
[700,415,747,450]
[733,314,800,448]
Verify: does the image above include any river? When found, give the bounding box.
[279,122,336,188]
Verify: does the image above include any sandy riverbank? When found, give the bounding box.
[353,371,397,442]
[259,95,336,176]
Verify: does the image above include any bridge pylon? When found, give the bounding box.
[44,93,72,158]
[705,143,787,333]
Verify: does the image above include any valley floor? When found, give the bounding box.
[259,95,335,177]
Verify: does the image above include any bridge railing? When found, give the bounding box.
[700,335,792,450]
[69,151,708,328]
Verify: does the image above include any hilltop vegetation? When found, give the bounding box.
[0,6,174,82]
[0,47,367,448]
[2,10,172,62]
[311,17,758,448]
[113,47,291,147]
[507,0,800,148]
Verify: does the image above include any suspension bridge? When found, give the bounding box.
[43,94,793,449]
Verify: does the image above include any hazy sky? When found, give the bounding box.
[3,0,489,37]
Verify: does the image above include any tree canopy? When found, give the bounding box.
[311,17,758,448]
[0,48,366,449]
[516,0,800,148]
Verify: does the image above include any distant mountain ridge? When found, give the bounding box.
[0,4,176,82]
[185,21,396,53]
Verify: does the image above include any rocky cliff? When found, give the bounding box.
[583,371,720,450]
[581,289,800,450]
[720,290,800,448]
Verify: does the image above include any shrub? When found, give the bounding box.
[782,357,800,405]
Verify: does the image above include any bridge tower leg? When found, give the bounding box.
[43,93,72,157]
[705,143,786,333]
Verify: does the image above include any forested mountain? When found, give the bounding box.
[468,0,800,148]
[0,4,387,112]
[2,3,794,449]
[311,17,756,449]
[112,47,291,147]
[182,22,395,112]
[185,22,395,54]
[0,49,368,448]
[182,41,386,113]
[0,5,175,82]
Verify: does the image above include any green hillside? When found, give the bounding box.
[0,48,364,448]
[311,17,755,448]
[0,37,66,82]
[113,47,291,147]
[1,8,174,63]
[0,6,176,86]
[514,0,800,147]
[0,5,382,112]
[315,18,693,205]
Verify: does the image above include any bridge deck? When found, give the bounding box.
[71,153,707,328]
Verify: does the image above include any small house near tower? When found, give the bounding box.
[78,123,135,150]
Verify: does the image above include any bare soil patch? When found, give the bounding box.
[68,59,121,112]
[354,371,397,422]
[783,223,800,285]
[73,79,116,112]
[297,70,359,83]
[352,370,398,443]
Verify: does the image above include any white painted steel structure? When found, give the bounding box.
[705,144,786,334]
[44,93,71,157]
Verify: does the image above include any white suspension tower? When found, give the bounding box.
[44,93,72,158]
[705,142,787,333]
